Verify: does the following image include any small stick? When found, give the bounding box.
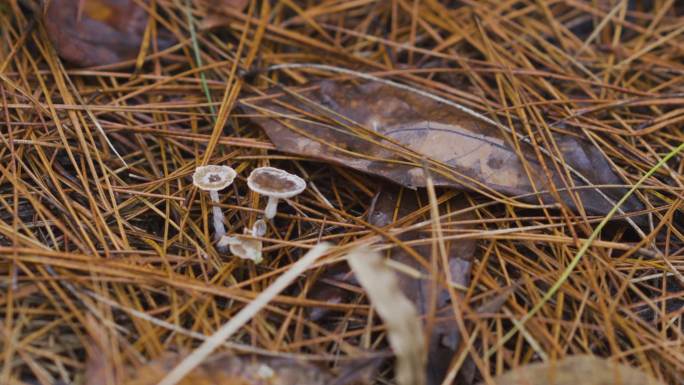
[156,243,331,385]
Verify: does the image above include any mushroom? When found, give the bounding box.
[216,220,266,263]
[192,165,237,247]
[251,219,267,237]
[217,234,263,263]
[247,167,306,219]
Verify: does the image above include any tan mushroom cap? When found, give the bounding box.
[192,165,237,191]
[218,235,263,263]
[247,167,306,198]
[251,219,267,237]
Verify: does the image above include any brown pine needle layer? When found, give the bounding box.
[1,1,683,384]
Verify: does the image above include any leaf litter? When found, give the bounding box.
[368,185,475,385]
[43,0,176,67]
[481,355,666,385]
[2,1,683,385]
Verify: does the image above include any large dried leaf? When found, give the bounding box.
[243,81,643,217]
[43,0,175,67]
[481,355,666,385]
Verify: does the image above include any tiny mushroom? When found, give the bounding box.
[192,165,237,247]
[218,234,263,263]
[247,167,306,219]
[251,219,267,237]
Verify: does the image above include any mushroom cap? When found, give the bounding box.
[247,167,306,199]
[192,165,237,191]
[218,235,263,263]
[251,219,267,237]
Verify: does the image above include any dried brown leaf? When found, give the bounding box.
[369,186,475,385]
[243,80,643,217]
[83,314,118,385]
[481,355,666,385]
[197,0,248,12]
[43,0,174,67]
[307,186,474,385]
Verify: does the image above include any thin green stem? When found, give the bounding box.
[185,0,216,120]
[486,141,684,358]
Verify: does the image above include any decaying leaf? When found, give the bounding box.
[308,185,475,385]
[242,80,643,217]
[370,186,475,385]
[307,262,355,322]
[481,355,666,385]
[196,0,249,12]
[43,0,175,67]
[346,245,427,385]
[122,352,373,385]
[196,0,249,30]
[83,314,119,385]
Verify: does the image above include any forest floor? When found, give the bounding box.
[0,1,683,384]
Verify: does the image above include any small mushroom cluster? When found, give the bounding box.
[192,165,306,263]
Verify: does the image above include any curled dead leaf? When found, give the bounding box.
[369,187,475,385]
[307,185,475,385]
[481,355,666,385]
[346,245,427,385]
[196,0,249,30]
[242,80,643,218]
[196,0,249,12]
[43,0,175,67]
[83,314,119,385]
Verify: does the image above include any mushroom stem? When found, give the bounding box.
[209,190,226,245]
[264,196,280,219]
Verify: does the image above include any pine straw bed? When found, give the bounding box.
[1,1,683,384]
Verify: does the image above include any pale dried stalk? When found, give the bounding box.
[346,246,426,385]
[157,243,331,385]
